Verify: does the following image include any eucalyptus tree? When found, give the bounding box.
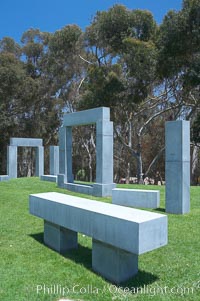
[78,2,200,183]
[19,28,61,145]
[157,0,200,183]
[79,5,166,183]
[0,38,25,172]
[45,24,85,112]
[0,37,21,57]
[157,0,200,116]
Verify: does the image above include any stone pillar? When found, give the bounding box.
[50,146,59,175]
[7,146,17,178]
[58,126,73,187]
[66,127,73,183]
[93,120,116,197]
[59,127,66,176]
[35,146,44,177]
[92,239,138,284]
[165,121,190,214]
[44,221,78,254]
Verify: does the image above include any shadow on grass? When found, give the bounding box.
[30,232,44,243]
[121,270,158,288]
[30,232,158,288]
[154,207,166,213]
[30,232,92,270]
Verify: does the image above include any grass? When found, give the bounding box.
[0,177,200,301]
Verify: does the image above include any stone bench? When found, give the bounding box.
[29,192,167,283]
[112,188,160,209]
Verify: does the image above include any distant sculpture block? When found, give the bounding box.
[0,175,9,181]
[58,107,116,197]
[165,121,190,214]
[40,175,57,183]
[64,182,93,195]
[7,138,44,178]
[112,188,160,209]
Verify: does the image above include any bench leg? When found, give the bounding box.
[92,239,138,284]
[44,220,78,254]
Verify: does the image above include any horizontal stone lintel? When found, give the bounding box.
[10,138,43,147]
[63,107,110,126]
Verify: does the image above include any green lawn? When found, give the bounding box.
[0,178,200,301]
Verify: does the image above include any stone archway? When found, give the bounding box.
[58,107,116,197]
[7,138,44,178]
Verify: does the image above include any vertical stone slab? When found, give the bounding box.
[66,127,73,182]
[93,119,116,197]
[165,121,190,214]
[49,146,59,175]
[92,239,138,284]
[95,120,113,184]
[58,127,67,187]
[35,146,44,177]
[58,126,73,185]
[59,127,66,175]
[57,174,65,188]
[7,146,17,178]
[44,221,78,254]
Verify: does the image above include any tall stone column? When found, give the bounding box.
[58,126,73,187]
[50,146,59,175]
[93,119,116,197]
[7,146,17,178]
[165,121,190,214]
[35,146,44,177]
[59,127,66,176]
[65,127,73,183]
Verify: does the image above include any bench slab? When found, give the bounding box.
[30,192,167,255]
[29,192,167,283]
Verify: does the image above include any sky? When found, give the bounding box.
[0,0,183,43]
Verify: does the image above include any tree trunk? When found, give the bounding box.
[136,153,144,184]
[136,136,144,184]
[126,162,130,184]
[191,145,199,185]
[89,153,93,182]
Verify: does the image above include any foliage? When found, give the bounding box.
[0,37,21,57]
[157,0,200,102]
[46,24,84,111]
[76,169,86,181]
[0,47,26,172]
[192,113,200,144]
[82,5,158,109]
